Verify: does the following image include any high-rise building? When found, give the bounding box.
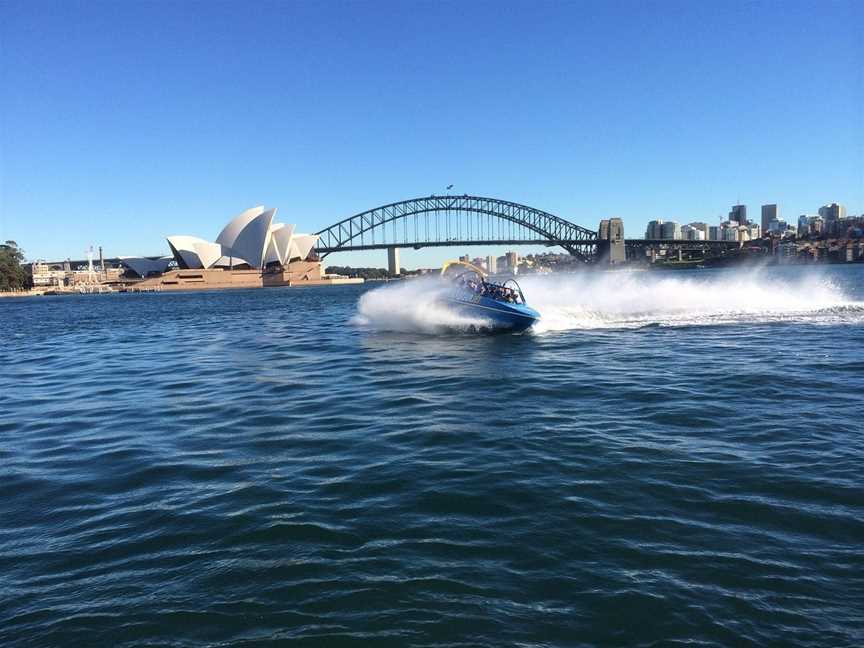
[798,214,815,236]
[645,220,664,239]
[680,225,705,241]
[660,221,681,240]
[505,251,519,270]
[818,203,846,221]
[688,222,710,239]
[486,255,497,274]
[768,218,792,235]
[761,204,778,232]
[722,226,739,241]
[729,204,747,224]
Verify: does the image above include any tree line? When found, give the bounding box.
[0,241,30,291]
[325,265,400,280]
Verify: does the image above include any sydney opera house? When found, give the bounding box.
[123,206,360,290]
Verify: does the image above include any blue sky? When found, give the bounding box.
[1,0,862,268]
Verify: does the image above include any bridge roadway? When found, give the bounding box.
[46,241,739,270]
[315,239,740,253]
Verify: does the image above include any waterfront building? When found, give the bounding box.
[660,221,681,240]
[486,255,497,274]
[825,214,864,238]
[777,242,798,262]
[505,251,519,272]
[680,225,705,241]
[729,204,747,224]
[748,224,761,240]
[167,206,319,271]
[709,225,721,241]
[30,261,124,287]
[722,226,739,241]
[688,222,710,239]
[767,218,788,234]
[811,217,825,236]
[645,220,664,239]
[818,203,846,222]
[761,204,778,232]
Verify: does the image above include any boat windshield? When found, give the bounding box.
[441,260,528,306]
[451,271,525,305]
[481,280,525,305]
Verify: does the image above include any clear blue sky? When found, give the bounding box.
[1,0,862,268]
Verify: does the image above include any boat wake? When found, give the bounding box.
[520,270,864,333]
[355,269,864,335]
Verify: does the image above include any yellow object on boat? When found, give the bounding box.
[440,260,488,278]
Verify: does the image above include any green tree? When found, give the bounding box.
[325,265,393,280]
[0,241,30,291]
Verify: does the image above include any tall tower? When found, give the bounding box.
[729,204,747,224]
[761,204,778,232]
[818,203,846,221]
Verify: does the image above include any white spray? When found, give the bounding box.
[355,269,863,334]
[354,276,492,333]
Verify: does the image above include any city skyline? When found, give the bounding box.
[1,1,862,267]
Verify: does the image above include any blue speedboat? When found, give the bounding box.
[439,261,540,332]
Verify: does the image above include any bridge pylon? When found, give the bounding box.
[597,218,626,264]
[387,246,401,276]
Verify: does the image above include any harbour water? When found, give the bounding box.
[2,265,863,647]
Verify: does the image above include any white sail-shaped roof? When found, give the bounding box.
[119,256,172,277]
[266,223,296,264]
[288,234,319,261]
[215,206,264,244]
[163,205,315,271]
[216,207,275,270]
[166,235,225,269]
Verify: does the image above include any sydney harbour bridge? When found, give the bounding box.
[47,195,741,272]
[314,194,740,273]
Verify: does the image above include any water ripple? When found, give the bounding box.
[2,268,864,647]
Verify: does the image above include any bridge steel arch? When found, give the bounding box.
[314,195,599,262]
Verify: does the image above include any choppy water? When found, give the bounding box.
[2,265,863,647]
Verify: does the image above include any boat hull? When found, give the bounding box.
[442,293,540,332]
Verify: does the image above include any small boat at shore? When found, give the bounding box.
[439,261,540,332]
